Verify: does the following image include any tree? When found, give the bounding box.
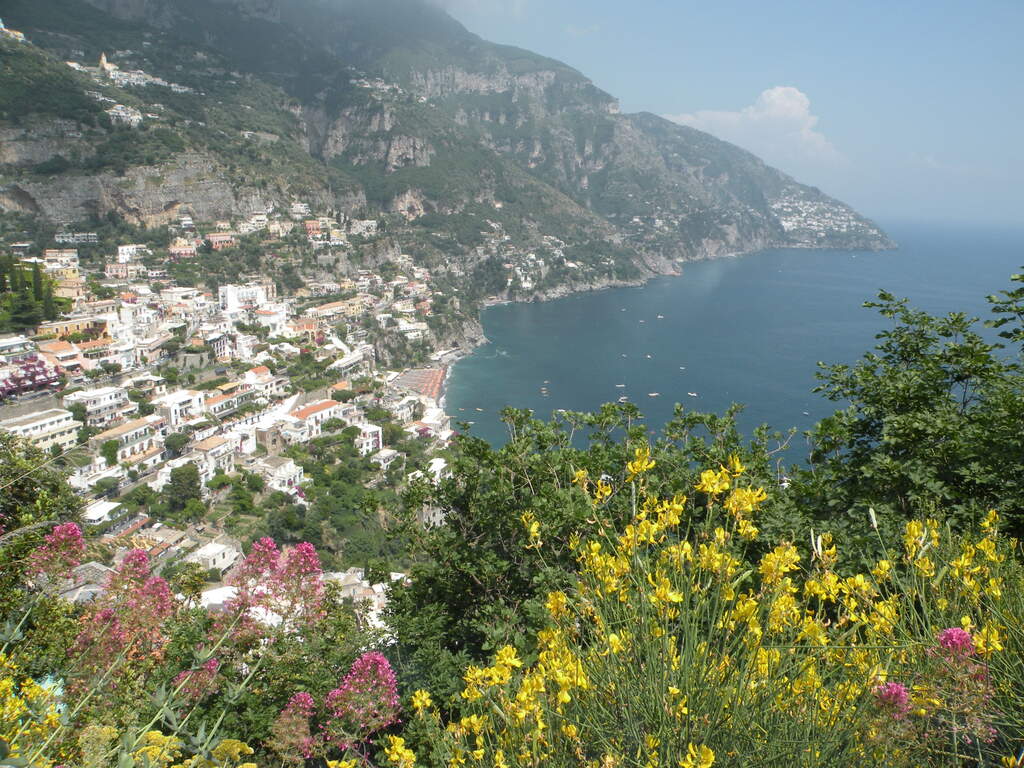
[42,283,56,320]
[9,291,42,330]
[100,439,120,467]
[0,433,83,612]
[31,262,43,302]
[169,561,207,605]
[784,286,1024,555]
[165,462,202,516]
[164,432,190,457]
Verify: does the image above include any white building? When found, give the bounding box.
[153,389,205,428]
[219,283,270,314]
[254,455,305,494]
[0,409,81,452]
[63,386,134,427]
[187,540,242,574]
[82,499,121,527]
[354,423,383,457]
[117,244,150,263]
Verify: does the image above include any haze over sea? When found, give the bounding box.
[446,221,1024,447]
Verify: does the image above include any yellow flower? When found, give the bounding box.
[593,478,613,505]
[211,739,254,765]
[384,736,416,768]
[572,468,589,486]
[695,468,731,496]
[546,590,569,619]
[975,624,1003,655]
[494,645,522,669]
[606,633,626,655]
[727,454,746,476]
[520,512,542,548]
[678,743,715,768]
[871,559,892,582]
[981,508,999,533]
[411,689,433,713]
[626,443,656,481]
[759,543,800,584]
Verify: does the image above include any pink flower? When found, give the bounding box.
[322,652,400,746]
[874,681,911,719]
[171,657,221,702]
[27,522,84,580]
[937,627,975,657]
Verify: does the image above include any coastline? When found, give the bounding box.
[438,235,899,424]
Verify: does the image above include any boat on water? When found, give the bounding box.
[679,366,686,370]
[645,354,652,359]
[657,314,665,319]
[648,392,660,397]
[687,392,698,397]
[617,396,629,403]
[615,384,626,388]
[475,407,484,412]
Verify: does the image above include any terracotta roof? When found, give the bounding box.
[204,392,236,407]
[77,338,112,350]
[290,400,338,420]
[93,417,153,441]
[39,340,74,353]
[194,435,228,452]
[249,365,270,375]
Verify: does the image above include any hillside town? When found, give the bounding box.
[0,201,463,614]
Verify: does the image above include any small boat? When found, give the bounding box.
[639,319,646,324]
[687,392,698,397]
[621,353,627,358]
[459,407,465,411]
[645,354,652,359]
[802,411,810,416]
[615,384,626,388]
[678,366,686,370]
[657,314,665,319]
[617,396,629,403]
[621,308,626,312]
[648,392,660,397]
[475,407,484,412]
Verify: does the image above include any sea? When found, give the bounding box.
[444,221,1024,449]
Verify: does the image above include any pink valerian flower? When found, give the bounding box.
[322,652,400,748]
[937,627,975,657]
[27,522,85,581]
[74,549,176,669]
[171,658,221,702]
[271,692,319,764]
[874,681,911,719]
[225,538,325,631]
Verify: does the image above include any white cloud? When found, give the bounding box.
[665,87,844,174]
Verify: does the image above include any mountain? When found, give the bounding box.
[0,0,893,298]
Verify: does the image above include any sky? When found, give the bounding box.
[432,0,1024,226]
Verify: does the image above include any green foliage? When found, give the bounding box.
[783,288,1024,561]
[99,439,119,468]
[0,38,99,124]
[0,433,82,612]
[164,462,203,520]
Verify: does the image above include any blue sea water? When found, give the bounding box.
[445,221,1024,448]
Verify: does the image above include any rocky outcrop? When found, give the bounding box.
[0,120,96,166]
[2,153,255,225]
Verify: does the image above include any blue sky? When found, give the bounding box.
[435,0,1023,225]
